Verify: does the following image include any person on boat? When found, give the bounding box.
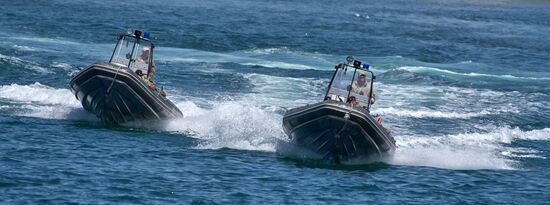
[137,47,156,80]
[147,63,156,80]
[374,114,383,125]
[347,96,359,107]
[351,73,375,105]
[135,47,158,87]
[135,70,147,81]
[135,69,156,90]
[137,47,150,63]
[373,114,391,134]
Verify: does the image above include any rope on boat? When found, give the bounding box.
[106,65,122,94]
[331,106,355,164]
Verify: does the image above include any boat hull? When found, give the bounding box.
[69,62,183,124]
[283,101,396,163]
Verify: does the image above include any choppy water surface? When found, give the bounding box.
[1,0,550,204]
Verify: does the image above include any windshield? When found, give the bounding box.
[325,66,374,110]
[109,35,153,74]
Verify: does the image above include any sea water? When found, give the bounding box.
[1,0,549,204]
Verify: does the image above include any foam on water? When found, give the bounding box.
[243,47,334,62]
[501,147,546,159]
[18,104,95,121]
[12,45,40,52]
[50,62,73,71]
[157,100,286,152]
[0,80,548,171]
[246,47,294,55]
[397,66,550,81]
[375,106,519,119]
[352,12,371,19]
[158,47,243,64]
[7,36,82,46]
[0,83,79,106]
[390,127,550,170]
[236,47,335,70]
[0,53,52,74]
[375,83,523,119]
[0,83,96,121]
[240,62,319,70]
[9,44,58,53]
[158,47,329,71]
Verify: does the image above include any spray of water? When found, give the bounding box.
[0,83,96,121]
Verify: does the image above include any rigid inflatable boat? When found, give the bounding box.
[69,30,183,124]
[283,57,396,163]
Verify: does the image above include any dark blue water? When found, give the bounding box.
[1,0,550,204]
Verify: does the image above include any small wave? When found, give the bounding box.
[397,66,550,81]
[162,57,203,63]
[0,53,52,74]
[158,47,329,71]
[240,61,320,70]
[12,45,39,52]
[375,106,519,119]
[11,44,57,53]
[247,47,292,55]
[376,107,481,119]
[243,47,329,58]
[390,127,550,170]
[157,47,245,64]
[160,50,323,70]
[8,36,81,46]
[50,62,73,70]
[353,12,370,19]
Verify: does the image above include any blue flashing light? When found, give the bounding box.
[143,32,150,39]
[362,63,370,70]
